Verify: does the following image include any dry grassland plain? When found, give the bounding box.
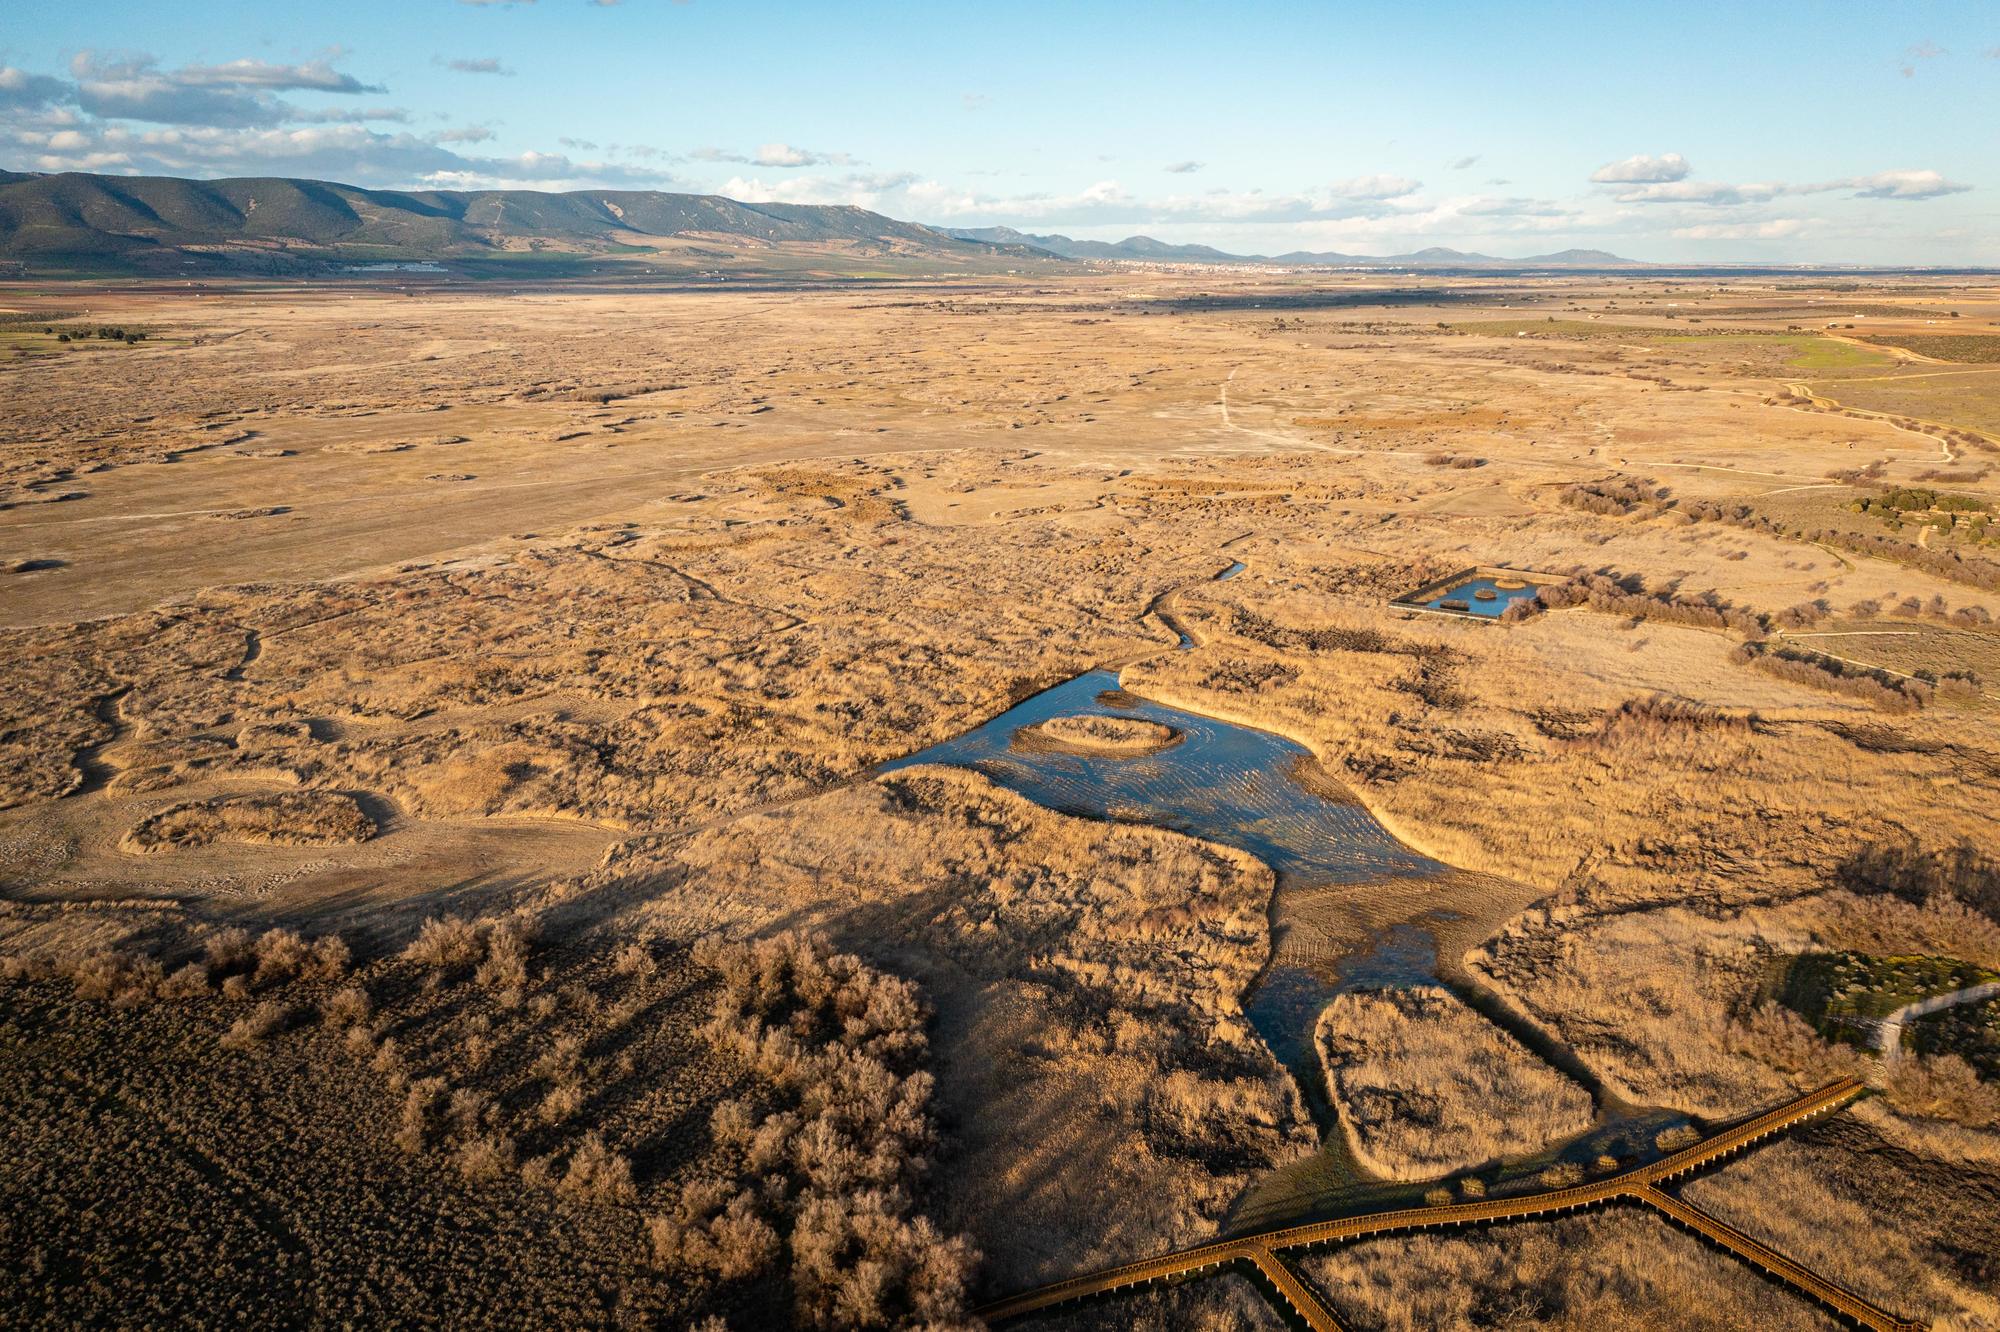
[4,270,2000,1329]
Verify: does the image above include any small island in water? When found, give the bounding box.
[1014,713,1184,756]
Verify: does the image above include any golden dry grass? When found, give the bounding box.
[1300,1209,1844,1332]
[2,269,1998,1327]
[1316,985,1594,1179]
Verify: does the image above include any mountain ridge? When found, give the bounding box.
[945,227,1644,268]
[0,168,1052,274]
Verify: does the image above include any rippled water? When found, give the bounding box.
[881,669,1439,889]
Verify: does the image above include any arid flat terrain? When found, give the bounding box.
[5,270,2000,1330]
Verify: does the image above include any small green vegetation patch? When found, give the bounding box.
[1907,995,2000,1078]
[1659,332,1892,372]
[1776,951,2000,1045]
[1848,487,1993,541]
[1862,335,2000,364]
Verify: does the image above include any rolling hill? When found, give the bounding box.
[0,168,1648,275]
[0,169,1053,275]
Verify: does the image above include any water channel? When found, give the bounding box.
[881,561,1688,1223]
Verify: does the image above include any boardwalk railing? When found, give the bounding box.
[976,1077,1925,1332]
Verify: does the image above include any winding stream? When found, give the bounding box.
[882,560,1687,1226]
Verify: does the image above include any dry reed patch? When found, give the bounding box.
[1300,1208,1843,1332]
[1677,1122,2000,1330]
[610,766,1314,1287]
[119,792,375,853]
[1014,713,1181,756]
[1469,905,1831,1117]
[1130,584,1998,914]
[1809,888,2000,978]
[0,465,1222,843]
[1015,1272,1287,1332]
[1316,985,1593,1179]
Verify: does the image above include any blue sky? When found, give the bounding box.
[2,1,1995,262]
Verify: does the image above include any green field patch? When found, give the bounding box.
[1775,951,1999,1046]
[1654,332,1893,372]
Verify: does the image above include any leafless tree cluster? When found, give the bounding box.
[1731,643,1941,712]
[0,923,349,1008]
[1559,479,1667,516]
[1850,593,1993,627]
[1802,526,2000,592]
[1536,574,1767,637]
[1839,839,2000,925]
[1573,694,1759,747]
[651,932,978,1330]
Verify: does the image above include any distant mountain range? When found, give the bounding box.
[943,226,1640,268]
[0,168,1051,275]
[0,166,1668,275]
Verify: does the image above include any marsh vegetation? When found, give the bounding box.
[3,269,1999,1327]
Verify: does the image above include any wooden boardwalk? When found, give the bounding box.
[976,1077,1926,1332]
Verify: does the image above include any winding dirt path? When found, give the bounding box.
[1876,981,2000,1063]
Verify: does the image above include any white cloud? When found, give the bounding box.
[1901,39,1947,75]
[1449,154,1480,170]
[298,106,412,124]
[753,142,854,168]
[1612,179,1781,205]
[0,67,71,111]
[1327,174,1421,199]
[63,51,384,128]
[1616,168,1969,206]
[172,59,382,94]
[719,170,916,206]
[442,57,514,76]
[1826,168,1970,201]
[1590,152,1691,184]
[690,143,856,168]
[1459,195,1574,218]
[1164,160,1203,174]
[1671,218,1806,240]
[10,117,683,192]
[77,77,288,128]
[897,177,1436,228]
